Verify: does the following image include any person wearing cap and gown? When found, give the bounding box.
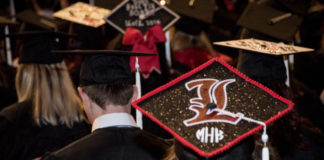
[40,50,171,160]
[235,1,324,159]
[0,31,90,160]
[132,54,297,160]
[170,15,233,76]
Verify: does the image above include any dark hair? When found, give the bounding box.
[81,84,134,108]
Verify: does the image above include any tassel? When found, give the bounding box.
[261,127,269,160]
[262,146,269,160]
[135,57,143,129]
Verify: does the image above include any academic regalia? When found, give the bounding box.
[40,50,171,160]
[41,114,170,160]
[0,100,90,160]
[213,2,324,158]
[0,63,17,111]
[0,31,91,160]
[133,57,295,159]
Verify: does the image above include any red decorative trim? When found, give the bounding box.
[132,57,294,157]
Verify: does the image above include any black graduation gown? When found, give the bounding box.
[0,100,91,160]
[41,127,171,160]
[0,63,17,111]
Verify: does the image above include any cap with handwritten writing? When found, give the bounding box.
[105,0,179,34]
[53,2,110,28]
[213,38,314,56]
[213,38,314,85]
[132,58,294,157]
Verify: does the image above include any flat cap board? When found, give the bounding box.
[237,2,303,42]
[5,31,73,64]
[54,2,110,28]
[133,58,294,157]
[213,38,314,55]
[106,0,179,34]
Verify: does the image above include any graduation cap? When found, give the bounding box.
[166,0,216,24]
[51,50,154,86]
[213,38,314,56]
[173,15,208,36]
[6,31,74,64]
[53,2,111,28]
[213,38,314,85]
[105,0,179,34]
[237,2,303,42]
[16,9,67,31]
[132,58,294,158]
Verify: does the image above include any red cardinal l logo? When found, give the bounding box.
[183,78,243,126]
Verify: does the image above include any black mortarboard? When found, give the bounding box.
[52,50,154,86]
[132,58,294,157]
[166,0,216,24]
[174,15,208,35]
[16,9,68,31]
[53,2,111,28]
[237,2,303,42]
[7,31,73,64]
[105,0,179,34]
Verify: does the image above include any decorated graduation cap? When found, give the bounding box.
[7,31,73,64]
[132,58,294,158]
[213,38,314,56]
[105,0,179,34]
[16,9,67,31]
[237,2,303,42]
[51,50,154,86]
[106,0,179,80]
[53,2,111,28]
[213,38,314,85]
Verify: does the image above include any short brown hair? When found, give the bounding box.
[81,84,134,108]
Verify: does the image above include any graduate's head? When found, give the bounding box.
[7,31,84,127]
[76,54,138,122]
[78,54,136,108]
[51,50,153,122]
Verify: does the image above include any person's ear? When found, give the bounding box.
[78,87,96,123]
[78,87,90,107]
[131,85,139,101]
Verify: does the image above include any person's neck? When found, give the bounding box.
[102,104,131,115]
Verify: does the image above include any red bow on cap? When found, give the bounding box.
[122,25,166,79]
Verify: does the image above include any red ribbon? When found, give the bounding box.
[173,47,234,69]
[122,25,166,79]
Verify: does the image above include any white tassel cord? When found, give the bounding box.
[164,30,172,68]
[214,109,269,160]
[241,116,269,160]
[135,57,143,129]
